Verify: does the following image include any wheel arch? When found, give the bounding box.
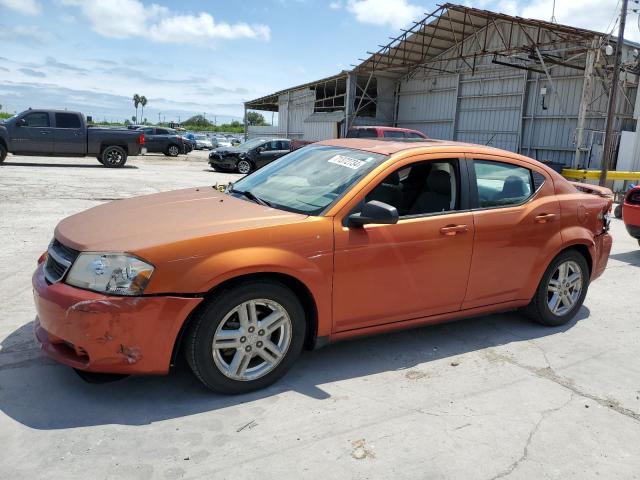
[100,142,128,154]
[170,271,320,368]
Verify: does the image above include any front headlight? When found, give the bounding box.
[66,253,154,296]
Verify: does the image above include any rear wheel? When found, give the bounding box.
[523,250,589,326]
[185,280,306,394]
[0,143,7,164]
[167,145,180,157]
[101,146,127,168]
[614,204,623,219]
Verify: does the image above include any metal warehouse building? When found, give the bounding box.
[244,3,640,171]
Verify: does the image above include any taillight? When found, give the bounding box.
[138,133,145,145]
[626,191,640,204]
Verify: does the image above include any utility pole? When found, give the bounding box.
[599,0,628,186]
[158,112,161,124]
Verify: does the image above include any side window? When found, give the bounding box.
[358,128,378,138]
[55,113,81,129]
[142,128,154,135]
[473,160,534,208]
[366,159,461,217]
[156,128,168,135]
[281,140,291,150]
[23,112,50,127]
[383,130,406,138]
[408,132,424,138]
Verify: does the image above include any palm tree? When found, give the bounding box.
[139,96,147,124]
[133,94,141,123]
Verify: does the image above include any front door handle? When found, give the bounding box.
[40,131,51,135]
[535,213,556,224]
[440,224,468,236]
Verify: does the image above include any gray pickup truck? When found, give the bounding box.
[0,109,146,168]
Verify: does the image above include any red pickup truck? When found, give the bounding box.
[346,126,428,139]
[623,186,640,246]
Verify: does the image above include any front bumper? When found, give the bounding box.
[32,263,202,374]
[209,155,238,170]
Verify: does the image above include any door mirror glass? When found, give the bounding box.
[348,200,399,227]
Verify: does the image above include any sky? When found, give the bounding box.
[0,0,637,124]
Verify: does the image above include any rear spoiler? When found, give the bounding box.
[569,182,614,199]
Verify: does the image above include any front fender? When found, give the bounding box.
[151,246,334,337]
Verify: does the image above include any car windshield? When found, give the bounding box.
[236,138,267,151]
[229,145,387,215]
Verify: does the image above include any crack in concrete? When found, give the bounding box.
[488,393,575,480]
[487,350,640,423]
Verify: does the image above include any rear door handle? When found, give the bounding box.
[535,213,556,224]
[440,224,468,236]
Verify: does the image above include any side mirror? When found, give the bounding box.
[257,146,265,153]
[348,200,399,227]
[16,118,26,127]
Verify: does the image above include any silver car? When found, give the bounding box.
[194,134,213,150]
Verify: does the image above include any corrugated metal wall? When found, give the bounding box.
[394,19,638,167]
[277,89,315,139]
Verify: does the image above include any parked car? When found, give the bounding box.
[33,139,612,393]
[622,186,640,246]
[137,126,187,156]
[215,137,233,148]
[209,138,292,173]
[346,126,428,139]
[0,109,146,167]
[193,134,213,150]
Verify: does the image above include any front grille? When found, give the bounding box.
[44,238,80,284]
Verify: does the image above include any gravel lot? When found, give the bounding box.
[1,151,639,480]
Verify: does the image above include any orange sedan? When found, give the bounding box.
[33,139,613,393]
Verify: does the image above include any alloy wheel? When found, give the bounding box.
[237,160,251,174]
[547,260,583,316]
[212,299,292,381]
[104,149,123,166]
[169,146,179,156]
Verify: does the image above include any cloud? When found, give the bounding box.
[0,24,48,44]
[329,1,342,10]
[0,0,41,16]
[343,0,424,29]
[61,0,270,45]
[45,57,89,73]
[18,68,46,78]
[0,66,9,72]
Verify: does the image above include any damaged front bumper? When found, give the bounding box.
[32,263,202,374]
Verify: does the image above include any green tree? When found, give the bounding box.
[183,114,212,127]
[133,94,141,123]
[140,96,147,123]
[245,111,268,126]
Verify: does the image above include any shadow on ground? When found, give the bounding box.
[0,308,589,430]
[0,162,138,169]
[609,250,640,266]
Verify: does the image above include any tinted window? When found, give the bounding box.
[156,128,168,135]
[281,140,291,150]
[141,128,154,135]
[408,132,425,138]
[22,112,50,127]
[366,159,461,217]
[358,128,377,138]
[55,113,81,129]
[473,160,534,208]
[383,130,406,138]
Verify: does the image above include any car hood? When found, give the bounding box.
[55,187,306,253]
[210,146,243,156]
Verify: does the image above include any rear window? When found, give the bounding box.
[383,130,406,138]
[55,113,81,129]
[347,128,377,138]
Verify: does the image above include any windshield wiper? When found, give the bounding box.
[231,189,272,207]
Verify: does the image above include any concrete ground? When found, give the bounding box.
[1,151,639,480]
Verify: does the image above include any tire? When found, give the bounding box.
[237,159,252,174]
[614,204,623,219]
[522,250,590,326]
[101,146,127,168]
[185,280,306,394]
[0,143,7,164]
[167,144,180,157]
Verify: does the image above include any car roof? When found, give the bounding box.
[315,138,545,166]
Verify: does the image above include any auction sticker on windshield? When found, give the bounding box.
[327,154,368,170]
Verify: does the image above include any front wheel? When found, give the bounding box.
[237,159,252,174]
[167,145,180,157]
[185,280,306,394]
[522,250,589,326]
[614,204,623,219]
[0,143,7,164]
[101,146,127,168]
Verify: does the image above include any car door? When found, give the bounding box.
[255,141,278,168]
[11,111,53,154]
[332,154,475,332]
[461,154,562,309]
[53,112,85,155]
